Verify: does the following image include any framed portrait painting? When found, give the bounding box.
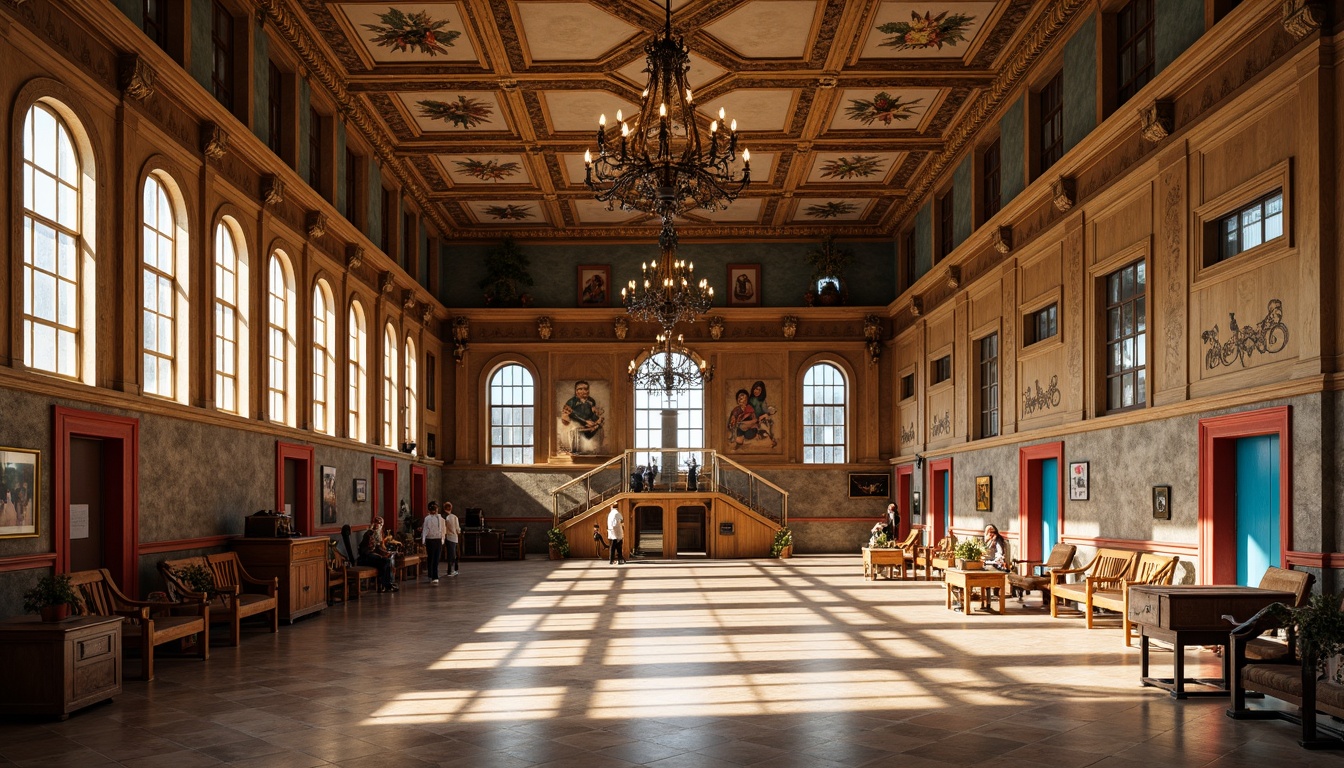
[320,466,337,526]
[849,473,890,499]
[1069,461,1089,501]
[1152,486,1171,520]
[0,447,39,538]
[975,476,992,512]
[727,263,761,307]
[577,265,611,307]
[353,478,368,503]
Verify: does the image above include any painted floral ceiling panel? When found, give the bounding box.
[287,0,1057,241]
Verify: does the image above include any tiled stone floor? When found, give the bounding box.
[2,555,1341,767]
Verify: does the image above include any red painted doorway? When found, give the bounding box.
[372,458,399,532]
[54,407,139,593]
[276,442,315,535]
[895,464,915,543]
[1017,441,1064,564]
[1198,406,1291,585]
[927,457,953,542]
[411,465,427,522]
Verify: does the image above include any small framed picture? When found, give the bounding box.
[320,466,337,526]
[1069,461,1089,501]
[353,478,368,503]
[975,475,992,511]
[727,263,761,307]
[0,446,39,539]
[1153,486,1171,520]
[849,472,890,499]
[577,264,611,307]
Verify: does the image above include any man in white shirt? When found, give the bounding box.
[421,501,445,584]
[443,502,462,576]
[607,505,625,565]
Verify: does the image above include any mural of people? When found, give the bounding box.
[748,380,778,448]
[728,380,781,451]
[559,380,606,455]
[728,389,761,447]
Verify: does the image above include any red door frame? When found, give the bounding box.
[372,458,398,530]
[895,464,914,542]
[927,457,953,542]
[276,442,315,535]
[54,407,139,592]
[411,465,427,523]
[1017,441,1065,564]
[1198,406,1291,585]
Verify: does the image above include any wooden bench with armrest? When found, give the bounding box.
[159,553,279,646]
[1222,566,1315,662]
[1227,602,1344,749]
[1088,553,1179,645]
[1007,543,1076,606]
[69,567,209,681]
[916,536,956,581]
[1049,547,1139,625]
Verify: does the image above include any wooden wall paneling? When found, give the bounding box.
[1001,261,1018,436]
[1155,148,1190,407]
[1016,242,1067,430]
[967,279,1002,440]
[1062,216,1085,424]
[952,294,969,443]
[1291,52,1325,378]
[114,106,139,395]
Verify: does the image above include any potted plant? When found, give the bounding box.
[805,236,853,306]
[479,238,535,307]
[546,528,570,560]
[771,527,793,558]
[1292,593,1344,674]
[23,574,79,622]
[174,563,215,594]
[954,538,986,570]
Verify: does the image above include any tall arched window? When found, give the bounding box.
[312,280,336,435]
[267,251,297,426]
[489,364,534,464]
[213,219,249,415]
[347,300,368,442]
[633,353,704,467]
[141,173,188,402]
[382,325,398,448]
[23,101,93,381]
[803,362,847,463]
[404,336,418,446]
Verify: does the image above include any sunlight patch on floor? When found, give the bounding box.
[587,670,930,717]
[601,632,876,664]
[611,607,830,630]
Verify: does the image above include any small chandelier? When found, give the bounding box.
[622,246,713,329]
[584,0,750,249]
[628,331,713,400]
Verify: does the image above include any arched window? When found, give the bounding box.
[404,336,418,446]
[141,172,188,402]
[213,219,249,415]
[22,101,93,381]
[633,353,704,467]
[267,251,297,426]
[312,280,336,435]
[347,300,367,442]
[489,364,534,464]
[802,362,847,463]
[381,325,398,448]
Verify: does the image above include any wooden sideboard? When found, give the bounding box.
[461,530,503,561]
[232,536,328,623]
[0,615,122,719]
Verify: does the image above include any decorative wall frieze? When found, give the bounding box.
[117,54,155,101]
[260,175,284,206]
[1201,299,1289,369]
[1051,176,1076,212]
[201,122,228,159]
[1022,375,1062,415]
[993,225,1013,254]
[537,317,553,340]
[900,423,916,445]
[345,245,364,271]
[930,411,952,437]
[782,316,798,339]
[708,316,724,341]
[305,211,327,239]
[379,271,394,294]
[614,317,629,340]
[1139,99,1174,143]
[1281,0,1325,39]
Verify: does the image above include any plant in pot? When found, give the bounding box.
[953,538,986,570]
[23,574,79,622]
[175,563,216,595]
[771,527,794,558]
[1292,593,1344,678]
[546,528,570,560]
[805,236,853,306]
[479,238,534,307]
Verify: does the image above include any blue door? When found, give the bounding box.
[942,471,950,536]
[1041,458,1059,559]
[1235,435,1280,586]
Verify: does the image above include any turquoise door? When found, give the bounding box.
[942,471,950,535]
[1041,458,1058,558]
[1235,435,1280,586]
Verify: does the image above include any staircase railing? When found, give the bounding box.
[711,452,788,525]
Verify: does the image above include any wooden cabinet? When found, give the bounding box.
[461,530,503,560]
[232,537,328,623]
[0,615,122,719]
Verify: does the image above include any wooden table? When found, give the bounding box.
[0,615,122,719]
[461,529,503,560]
[1128,585,1296,699]
[945,567,1008,613]
[862,547,906,580]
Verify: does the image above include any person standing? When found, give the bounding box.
[422,501,445,584]
[607,505,625,565]
[883,503,899,540]
[443,502,462,576]
[592,522,608,558]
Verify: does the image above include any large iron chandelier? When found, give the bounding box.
[583,0,750,250]
[628,331,714,400]
[621,246,714,329]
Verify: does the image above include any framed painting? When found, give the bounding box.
[0,447,39,538]
[849,472,890,499]
[320,466,337,526]
[1153,486,1171,520]
[353,478,368,503]
[577,264,611,307]
[1069,461,1089,501]
[727,263,761,307]
[975,475,992,512]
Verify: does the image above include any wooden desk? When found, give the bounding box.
[945,568,1008,613]
[461,529,503,560]
[1129,585,1296,699]
[862,547,906,580]
[0,615,122,719]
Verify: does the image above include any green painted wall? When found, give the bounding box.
[189,0,213,91]
[251,33,269,144]
[112,0,137,22]
[1062,12,1097,155]
[913,202,933,280]
[1000,97,1025,205]
[367,160,383,248]
[297,79,312,185]
[1157,0,1204,71]
[953,155,973,248]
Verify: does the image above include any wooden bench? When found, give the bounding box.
[1007,543,1075,606]
[159,553,280,647]
[915,536,956,581]
[1049,547,1138,625]
[69,568,209,681]
[396,543,424,583]
[1088,553,1179,645]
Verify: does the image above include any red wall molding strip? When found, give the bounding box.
[137,535,237,555]
[1060,535,1201,557]
[0,553,58,573]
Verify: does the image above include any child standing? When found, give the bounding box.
[592,523,608,558]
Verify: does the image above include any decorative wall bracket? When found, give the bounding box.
[1051,176,1076,212]
[305,211,327,239]
[421,304,433,325]
[379,271,394,294]
[401,289,416,311]
[201,122,228,160]
[782,316,798,340]
[993,225,1013,254]
[1139,99,1174,143]
[864,314,882,364]
[451,317,469,364]
[260,175,284,206]
[614,317,629,340]
[708,316,724,340]
[537,316,553,340]
[1281,0,1325,39]
[910,295,924,317]
[117,54,155,101]
[345,245,364,271]
[946,265,961,290]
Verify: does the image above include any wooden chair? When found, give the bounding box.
[341,525,379,598]
[915,536,956,581]
[1007,543,1076,606]
[1229,566,1316,661]
[1048,547,1138,624]
[69,568,209,681]
[327,542,348,605]
[1089,553,1179,645]
[894,529,921,576]
[159,553,279,646]
[501,527,528,560]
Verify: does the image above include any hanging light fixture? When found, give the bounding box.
[621,248,714,329]
[584,0,750,252]
[628,331,714,401]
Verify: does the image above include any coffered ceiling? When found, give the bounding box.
[287,0,1058,243]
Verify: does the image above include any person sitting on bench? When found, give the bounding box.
[359,518,397,593]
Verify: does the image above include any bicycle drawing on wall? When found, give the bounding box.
[1201,298,1288,370]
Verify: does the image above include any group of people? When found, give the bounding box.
[0,480,31,529]
[628,461,658,492]
[728,380,778,449]
[876,503,1010,571]
[357,501,462,593]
